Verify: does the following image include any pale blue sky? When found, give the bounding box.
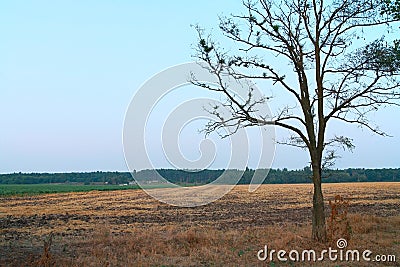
[0,1,399,173]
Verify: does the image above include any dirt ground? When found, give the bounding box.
[0,182,399,266]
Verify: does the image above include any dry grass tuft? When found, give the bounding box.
[327,195,351,245]
[33,233,55,267]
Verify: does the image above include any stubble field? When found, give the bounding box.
[0,182,399,266]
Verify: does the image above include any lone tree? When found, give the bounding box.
[193,0,400,241]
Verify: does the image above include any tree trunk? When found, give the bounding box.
[311,164,327,242]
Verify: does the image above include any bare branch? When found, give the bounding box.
[192,0,400,174]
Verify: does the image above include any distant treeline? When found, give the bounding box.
[0,168,399,185]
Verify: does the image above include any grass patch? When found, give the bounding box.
[0,184,140,196]
[0,182,205,196]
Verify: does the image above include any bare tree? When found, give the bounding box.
[192,0,400,241]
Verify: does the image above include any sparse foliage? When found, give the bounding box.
[192,0,400,241]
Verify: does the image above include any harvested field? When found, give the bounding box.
[0,182,399,266]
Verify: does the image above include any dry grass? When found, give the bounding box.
[0,182,399,266]
[50,216,400,266]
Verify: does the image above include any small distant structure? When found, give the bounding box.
[145,180,162,184]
